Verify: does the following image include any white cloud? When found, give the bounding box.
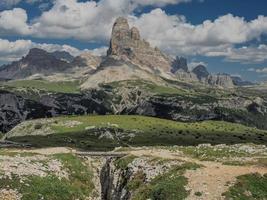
[130,9,267,57]
[0,8,32,35]
[0,0,267,64]
[247,67,267,74]
[131,0,191,7]
[87,46,108,56]
[205,45,267,63]
[255,68,267,73]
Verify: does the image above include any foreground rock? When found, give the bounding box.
[0,144,266,200]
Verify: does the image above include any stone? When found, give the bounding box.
[206,73,234,88]
[71,52,101,70]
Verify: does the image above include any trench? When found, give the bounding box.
[100,157,132,200]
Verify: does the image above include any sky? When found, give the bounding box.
[0,0,267,82]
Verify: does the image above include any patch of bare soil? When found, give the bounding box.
[185,162,267,200]
[0,189,22,200]
[126,147,267,200]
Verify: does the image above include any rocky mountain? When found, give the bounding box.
[71,52,102,70]
[107,17,172,75]
[192,65,210,81]
[0,16,263,134]
[171,56,188,73]
[0,48,71,79]
[206,73,234,88]
[81,17,173,89]
[51,51,74,63]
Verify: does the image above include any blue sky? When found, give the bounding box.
[0,0,267,82]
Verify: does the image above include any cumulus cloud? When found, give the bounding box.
[248,67,267,73]
[0,38,83,62]
[0,0,267,64]
[87,46,108,56]
[0,8,32,35]
[205,45,267,63]
[130,9,267,60]
[131,0,191,7]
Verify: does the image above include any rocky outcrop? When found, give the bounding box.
[107,17,172,74]
[0,90,52,133]
[51,51,74,63]
[206,74,234,88]
[192,65,210,81]
[171,56,188,73]
[0,48,71,79]
[71,52,102,70]
[175,70,199,83]
[0,89,112,133]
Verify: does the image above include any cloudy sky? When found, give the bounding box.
[0,0,267,82]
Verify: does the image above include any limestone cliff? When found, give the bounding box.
[107,17,172,74]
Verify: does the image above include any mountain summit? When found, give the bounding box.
[0,48,71,79]
[107,17,172,74]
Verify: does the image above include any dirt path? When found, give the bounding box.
[185,162,267,200]
[127,148,267,200]
[7,147,75,155]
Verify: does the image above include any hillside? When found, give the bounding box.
[0,144,266,199]
[5,115,267,151]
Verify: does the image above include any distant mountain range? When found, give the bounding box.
[0,17,264,134]
[0,17,254,88]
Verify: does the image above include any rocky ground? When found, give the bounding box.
[0,144,266,200]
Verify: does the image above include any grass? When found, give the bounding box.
[131,162,200,200]
[223,173,267,200]
[8,115,267,151]
[53,154,95,196]
[4,79,81,94]
[179,146,249,161]
[105,80,217,103]
[114,155,137,170]
[0,153,94,200]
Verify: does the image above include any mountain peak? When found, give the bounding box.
[192,65,209,80]
[171,56,188,73]
[27,48,49,57]
[107,17,172,74]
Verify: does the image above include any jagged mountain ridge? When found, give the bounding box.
[0,17,252,89]
[0,17,263,134]
[0,48,73,79]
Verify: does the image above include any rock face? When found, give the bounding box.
[0,48,71,79]
[71,52,102,70]
[0,90,112,133]
[171,56,188,73]
[206,74,234,88]
[51,51,74,63]
[107,17,172,74]
[0,90,52,133]
[192,65,210,81]
[175,70,199,82]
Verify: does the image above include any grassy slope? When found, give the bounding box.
[223,173,267,200]
[7,115,267,151]
[2,79,81,94]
